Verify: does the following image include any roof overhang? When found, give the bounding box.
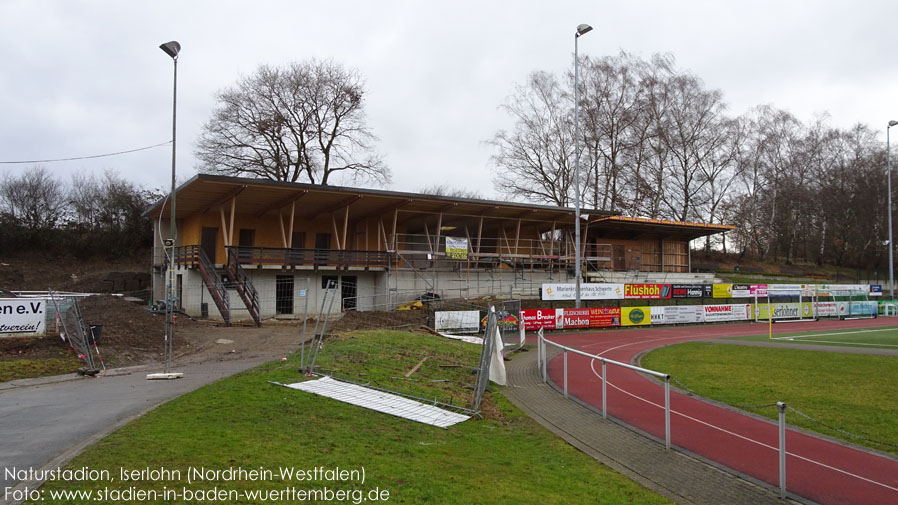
[143,174,617,228]
[588,216,735,241]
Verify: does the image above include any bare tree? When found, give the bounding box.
[489,71,575,206]
[418,184,484,200]
[196,59,388,185]
[0,166,67,231]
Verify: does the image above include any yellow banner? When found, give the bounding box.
[621,306,651,326]
[445,237,468,260]
[713,284,733,298]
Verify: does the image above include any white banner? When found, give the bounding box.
[703,304,752,322]
[434,311,480,333]
[650,305,704,325]
[0,299,46,335]
[541,283,624,300]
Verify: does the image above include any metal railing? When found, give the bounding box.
[227,246,390,269]
[537,330,672,450]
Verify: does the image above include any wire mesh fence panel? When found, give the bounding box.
[471,308,498,412]
[48,292,96,369]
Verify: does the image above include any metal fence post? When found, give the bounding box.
[601,359,607,418]
[563,349,568,398]
[541,332,547,383]
[664,375,671,450]
[778,401,787,498]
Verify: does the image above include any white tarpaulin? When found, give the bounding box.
[284,377,470,429]
[489,324,507,386]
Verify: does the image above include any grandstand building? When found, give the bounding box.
[144,174,733,325]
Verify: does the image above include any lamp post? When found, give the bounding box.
[574,24,592,308]
[888,120,898,299]
[160,41,180,374]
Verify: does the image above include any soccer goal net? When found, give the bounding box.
[819,289,878,320]
[753,287,816,323]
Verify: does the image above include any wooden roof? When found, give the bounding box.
[588,216,735,240]
[144,174,613,227]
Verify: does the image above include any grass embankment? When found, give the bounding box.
[642,342,898,455]
[0,357,82,382]
[32,330,672,505]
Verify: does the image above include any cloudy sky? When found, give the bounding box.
[1,0,896,199]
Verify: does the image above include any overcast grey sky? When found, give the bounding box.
[1,0,896,198]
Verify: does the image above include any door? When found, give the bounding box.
[613,245,626,270]
[201,227,218,263]
[314,233,331,265]
[341,276,357,310]
[275,275,294,315]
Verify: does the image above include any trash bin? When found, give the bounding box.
[88,324,102,343]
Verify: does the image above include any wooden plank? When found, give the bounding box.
[405,356,429,378]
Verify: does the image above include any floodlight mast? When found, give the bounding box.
[888,120,898,299]
[573,24,592,308]
[160,41,180,374]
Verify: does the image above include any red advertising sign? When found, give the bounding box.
[589,307,621,327]
[521,309,558,330]
[624,284,672,299]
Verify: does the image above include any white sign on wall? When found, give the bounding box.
[0,299,46,336]
[650,305,705,325]
[703,304,752,322]
[541,283,624,300]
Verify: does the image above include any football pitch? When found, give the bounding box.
[734,325,898,349]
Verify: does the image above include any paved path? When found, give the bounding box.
[504,348,792,505]
[0,353,289,504]
[536,319,898,505]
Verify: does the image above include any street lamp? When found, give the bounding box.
[888,120,898,299]
[574,23,592,308]
[160,40,180,375]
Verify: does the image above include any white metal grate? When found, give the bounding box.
[284,376,470,429]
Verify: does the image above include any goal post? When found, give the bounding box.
[754,287,817,325]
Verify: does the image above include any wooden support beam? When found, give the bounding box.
[424,222,433,254]
[332,215,341,250]
[434,213,443,256]
[342,205,350,251]
[254,190,308,217]
[514,219,521,255]
[228,197,236,247]
[391,208,399,250]
[201,185,246,215]
[287,201,296,248]
[278,212,287,248]
[219,207,230,247]
[476,216,484,255]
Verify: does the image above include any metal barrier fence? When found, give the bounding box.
[536,330,672,450]
[536,330,795,497]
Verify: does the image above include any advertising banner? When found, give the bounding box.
[589,307,621,327]
[670,284,707,298]
[445,237,468,260]
[541,283,624,300]
[816,302,840,317]
[650,305,704,325]
[624,284,671,299]
[712,284,733,298]
[621,306,651,326]
[752,302,813,320]
[703,304,752,322]
[731,284,751,298]
[559,308,591,329]
[521,309,560,330]
[870,285,883,296]
[750,284,768,296]
[481,310,520,331]
[434,311,481,333]
[0,299,45,336]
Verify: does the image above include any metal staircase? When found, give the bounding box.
[192,246,232,326]
[227,249,261,327]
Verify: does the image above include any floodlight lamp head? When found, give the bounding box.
[889,120,898,128]
[159,41,181,60]
[576,24,593,37]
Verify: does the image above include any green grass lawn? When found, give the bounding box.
[641,342,898,455]
[29,330,673,505]
[732,325,898,349]
[0,356,82,382]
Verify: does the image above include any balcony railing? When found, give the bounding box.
[227,246,390,270]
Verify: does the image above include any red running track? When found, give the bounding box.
[543,318,898,505]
